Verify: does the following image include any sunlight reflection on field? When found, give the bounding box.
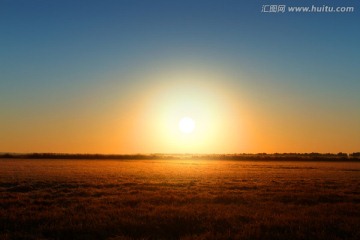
[1,159,359,183]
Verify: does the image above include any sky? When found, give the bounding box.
[1,0,359,154]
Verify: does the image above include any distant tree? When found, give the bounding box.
[350,152,360,158]
[0,153,14,158]
[337,152,348,158]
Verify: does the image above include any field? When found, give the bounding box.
[1,159,360,240]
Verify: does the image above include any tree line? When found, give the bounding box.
[0,152,359,161]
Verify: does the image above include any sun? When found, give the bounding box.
[178,117,195,134]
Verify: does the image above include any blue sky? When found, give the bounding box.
[1,0,359,153]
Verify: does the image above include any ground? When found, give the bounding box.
[1,159,359,239]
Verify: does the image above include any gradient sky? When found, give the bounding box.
[1,0,359,154]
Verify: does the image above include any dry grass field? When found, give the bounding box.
[1,159,359,240]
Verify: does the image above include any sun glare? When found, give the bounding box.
[179,117,195,134]
[118,66,248,153]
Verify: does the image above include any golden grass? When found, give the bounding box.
[0,159,359,239]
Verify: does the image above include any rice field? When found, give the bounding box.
[1,159,359,239]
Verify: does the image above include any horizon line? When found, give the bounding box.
[2,152,360,161]
[1,152,359,155]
